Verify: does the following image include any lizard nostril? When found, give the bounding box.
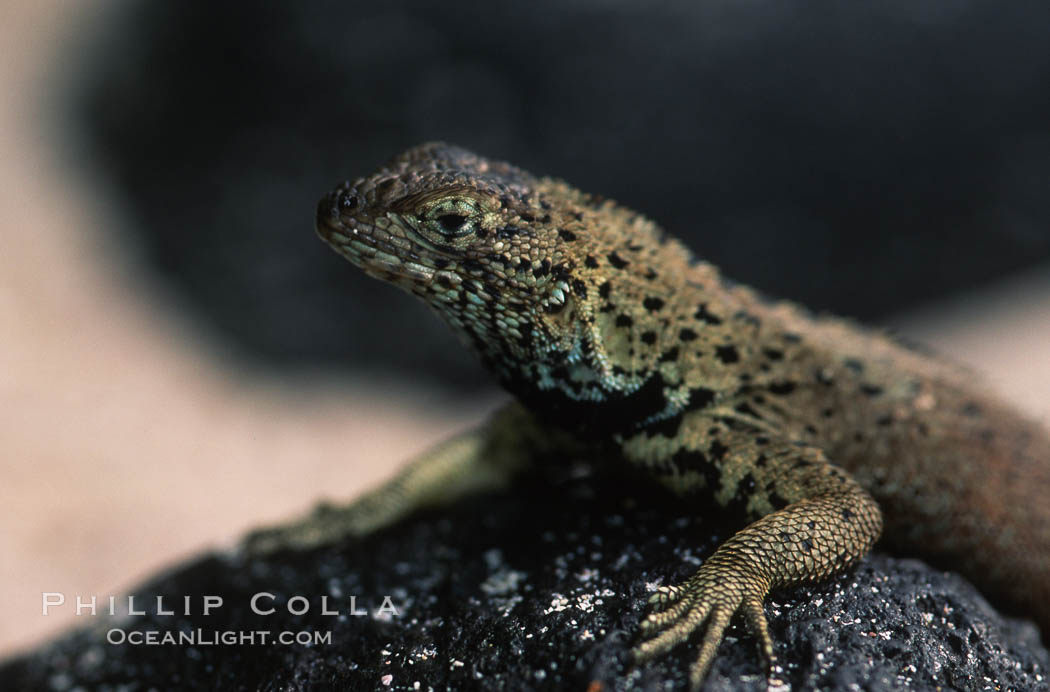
[338,190,359,211]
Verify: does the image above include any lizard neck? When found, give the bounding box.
[471,222,738,435]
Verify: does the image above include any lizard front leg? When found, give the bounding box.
[628,420,883,689]
[243,402,547,554]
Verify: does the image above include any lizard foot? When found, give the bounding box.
[632,555,775,690]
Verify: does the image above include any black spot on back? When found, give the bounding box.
[643,296,665,312]
[694,303,723,325]
[687,387,716,410]
[715,345,739,364]
[658,347,679,363]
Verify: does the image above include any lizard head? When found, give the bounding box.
[317,143,698,422]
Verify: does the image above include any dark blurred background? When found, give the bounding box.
[71,1,1050,391]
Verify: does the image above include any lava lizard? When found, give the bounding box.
[248,143,1050,689]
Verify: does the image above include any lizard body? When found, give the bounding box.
[259,143,1050,688]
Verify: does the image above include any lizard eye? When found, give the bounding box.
[423,197,481,238]
[436,213,469,234]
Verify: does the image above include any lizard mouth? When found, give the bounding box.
[316,186,437,285]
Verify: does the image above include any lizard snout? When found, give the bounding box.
[315,185,359,242]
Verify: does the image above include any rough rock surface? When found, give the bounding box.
[3,470,1048,691]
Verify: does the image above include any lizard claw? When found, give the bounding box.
[632,557,775,690]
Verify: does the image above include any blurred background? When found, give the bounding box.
[2,0,1048,659]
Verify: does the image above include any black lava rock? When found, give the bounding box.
[3,470,1047,691]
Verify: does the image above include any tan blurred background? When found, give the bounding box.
[0,1,501,657]
[1,1,1048,660]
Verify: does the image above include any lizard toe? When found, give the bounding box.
[688,604,734,691]
[639,593,694,634]
[742,593,775,667]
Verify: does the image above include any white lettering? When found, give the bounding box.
[251,592,275,615]
[378,596,399,617]
[202,595,223,615]
[287,596,309,615]
[156,596,174,616]
[76,595,97,616]
[42,592,65,615]
[128,596,145,616]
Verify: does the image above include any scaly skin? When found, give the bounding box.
[254,143,1050,689]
